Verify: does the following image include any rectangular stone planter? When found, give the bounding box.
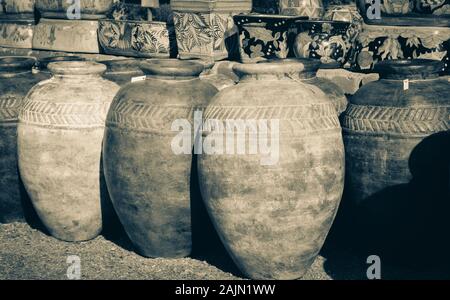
[0,0,35,14]
[32,18,100,53]
[171,0,252,61]
[98,19,176,58]
[0,19,34,49]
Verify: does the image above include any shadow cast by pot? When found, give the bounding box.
[190,154,244,278]
[322,131,450,279]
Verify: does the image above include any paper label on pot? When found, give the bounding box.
[403,79,409,91]
[131,76,147,83]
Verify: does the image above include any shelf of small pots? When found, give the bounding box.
[353,0,450,73]
[233,14,307,63]
[170,0,252,61]
[292,19,359,68]
[98,2,177,58]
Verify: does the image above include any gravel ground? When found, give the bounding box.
[1,221,449,280]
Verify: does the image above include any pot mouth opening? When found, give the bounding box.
[99,59,143,73]
[233,60,305,77]
[374,59,443,80]
[0,56,36,73]
[140,59,204,78]
[48,61,107,76]
[37,55,86,70]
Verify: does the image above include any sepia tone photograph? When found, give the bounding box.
[0,0,449,291]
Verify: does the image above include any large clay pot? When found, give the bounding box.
[270,58,348,115]
[99,59,145,86]
[343,59,450,260]
[103,59,218,258]
[0,57,49,223]
[35,0,115,20]
[198,61,345,279]
[18,61,120,242]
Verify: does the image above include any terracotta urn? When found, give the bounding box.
[198,61,345,279]
[35,0,115,20]
[103,59,218,258]
[271,58,348,115]
[279,0,325,19]
[343,59,450,258]
[99,59,145,86]
[18,61,120,242]
[0,57,49,223]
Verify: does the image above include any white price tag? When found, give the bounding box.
[131,75,146,83]
[403,79,409,91]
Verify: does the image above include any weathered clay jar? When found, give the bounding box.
[343,59,450,259]
[267,58,348,115]
[103,59,218,258]
[99,59,145,86]
[18,61,120,241]
[0,57,49,223]
[35,0,115,19]
[198,61,345,279]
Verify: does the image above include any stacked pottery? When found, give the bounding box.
[99,59,145,86]
[18,61,120,242]
[343,59,450,262]
[0,57,49,223]
[198,60,345,279]
[103,59,218,258]
[0,0,35,49]
[33,0,115,53]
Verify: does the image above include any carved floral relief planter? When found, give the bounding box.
[352,23,450,73]
[98,19,176,58]
[279,0,324,19]
[171,0,252,61]
[32,18,100,53]
[0,0,35,17]
[0,19,34,48]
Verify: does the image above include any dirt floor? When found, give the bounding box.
[1,220,450,280]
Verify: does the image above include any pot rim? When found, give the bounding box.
[37,55,86,70]
[140,59,204,78]
[48,61,107,76]
[233,60,305,76]
[0,56,36,72]
[374,59,443,79]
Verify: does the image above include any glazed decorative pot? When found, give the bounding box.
[18,61,120,242]
[103,59,218,258]
[98,19,177,59]
[234,14,306,63]
[171,0,252,61]
[35,0,115,20]
[198,61,345,279]
[0,57,49,223]
[100,59,145,86]
[415,0,450,15]
[279,0,324,19]
[0,19,34,49]
[352,22,450,73]
[32,18,100,53]
[293,20,357,66]
[343,60,450,257]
